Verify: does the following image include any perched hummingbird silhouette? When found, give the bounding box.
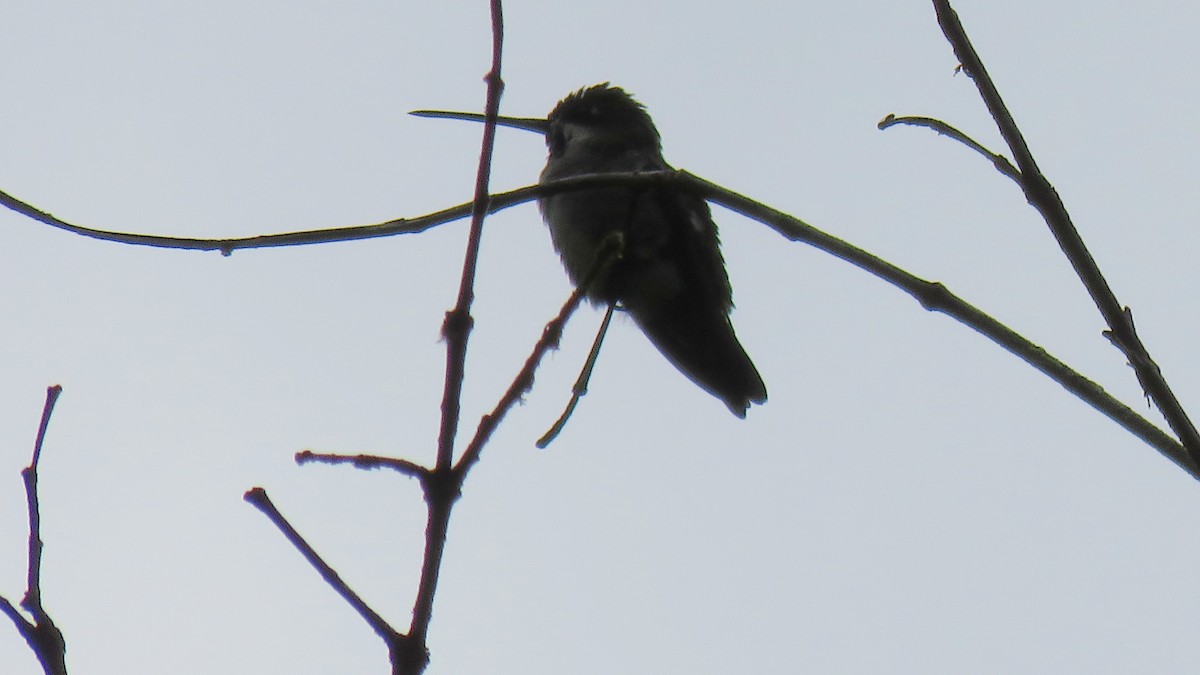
[413,83,766,416]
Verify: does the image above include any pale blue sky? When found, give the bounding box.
[3,1,1200,673]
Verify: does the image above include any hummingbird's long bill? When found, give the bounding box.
[409,110,549,135]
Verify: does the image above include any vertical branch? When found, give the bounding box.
[435,0,507,472]
[932,0,1200,465]
[1,385,68,675]
[23,386,62,613]
[405,2,506,672]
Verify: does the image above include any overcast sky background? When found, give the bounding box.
[3,1,1200,673]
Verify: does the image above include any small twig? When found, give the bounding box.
[296,450,429,480]
[435,0,507,472]
[877,113,1020,181]
[1,385,68,675]
[537,303,615,449]
[931,0,1200,469]
[244,488,406,651]
[456,233,621,472]
[455,285,591,474]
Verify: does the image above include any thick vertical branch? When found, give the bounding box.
[932,0,1200,466]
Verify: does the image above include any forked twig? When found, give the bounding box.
[455,233,622,473]
[678,170,1195,477]
[929,0,1200,467]
[295,450,429,479]
[1,385,68,675]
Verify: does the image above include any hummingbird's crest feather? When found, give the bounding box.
[546,84,661,155]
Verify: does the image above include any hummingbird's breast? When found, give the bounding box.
[537,142,673,305]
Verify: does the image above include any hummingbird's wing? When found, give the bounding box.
[618,179,768,417]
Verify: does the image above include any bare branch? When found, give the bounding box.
[243,488,406,653]
[679,171,1197,478]
[296,450,429,480]
[455,286,590,473]
[537,303,615,449]
[434,1,507,472]
[877,113,1020,181]
[0,182,537,254]
[931,0,1200,467]
[457,231,621,471]
[408,4,507,673]
[1,385,68,675]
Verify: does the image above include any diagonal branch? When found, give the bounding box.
[931,0,1200,467]
[454,233,621,476]
[678,171,1197,478]
[243,488,405,651]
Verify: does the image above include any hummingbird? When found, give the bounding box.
[413,83,766,417]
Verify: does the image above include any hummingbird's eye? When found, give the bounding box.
[548,127,566,155]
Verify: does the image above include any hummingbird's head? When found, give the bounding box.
[545,84,661,158]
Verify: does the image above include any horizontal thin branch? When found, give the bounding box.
[0,183,536,253]
[0,175,660,254]
[296,450,429,479]
[455,280,594,476]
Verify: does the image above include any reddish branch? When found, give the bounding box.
[1,385,68,675]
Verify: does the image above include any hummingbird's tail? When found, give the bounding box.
[630,302,767,418]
